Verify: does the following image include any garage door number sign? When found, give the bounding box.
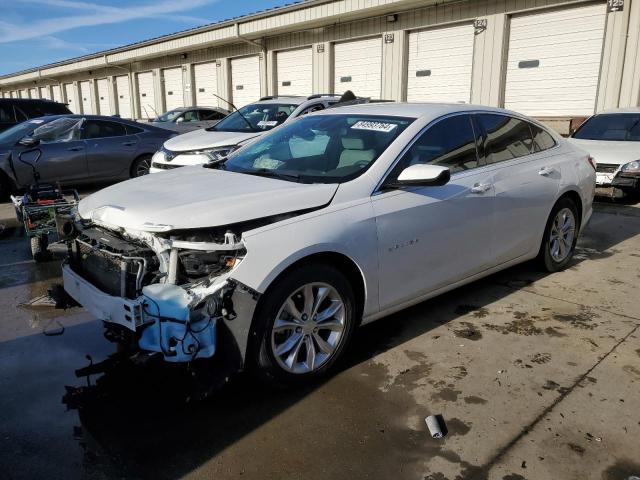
[607,0,623,11]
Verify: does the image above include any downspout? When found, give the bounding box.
[235,23,267,97]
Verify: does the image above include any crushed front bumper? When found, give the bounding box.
[63,261,260,368]
[63,261,144,330]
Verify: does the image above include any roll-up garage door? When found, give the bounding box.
[194,62,218,107]
[163,67,184,111]
[334,37,382,98]
[11,91,18,98]
[52,85,63,103]
[20,89,28,99]
[64,83,78,113]
[29,87,38,99]
[504,4,606,117]
[137,71,156,119]
[276,47,312,96]
[115,75,132,119]
[407,24,474,103]
[231,56,261,107]
[97,78,112,115]
[79,81,93,114]
[39,87,50,100]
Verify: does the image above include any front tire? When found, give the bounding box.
[538,198,579,272]
[131,155,152,177]
[251,264,357,385]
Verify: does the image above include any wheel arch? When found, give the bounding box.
[255,250,368,324]
[129,152,153,177]
[556,188,583,228]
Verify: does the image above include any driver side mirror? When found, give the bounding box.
[18,137,40,148]
[394,164,450,187]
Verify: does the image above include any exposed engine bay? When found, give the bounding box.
[61,215,253,367]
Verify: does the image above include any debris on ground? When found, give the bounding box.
[18,293,57,308]
[425,415,446,439]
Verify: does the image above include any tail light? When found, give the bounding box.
[586,155,597,171]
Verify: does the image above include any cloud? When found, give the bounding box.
[0,0,217,44]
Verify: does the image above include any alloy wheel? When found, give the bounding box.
[135,157,151,176]
[270,282,346,374]
[549,207,576,262]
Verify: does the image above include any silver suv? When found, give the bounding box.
[150,94,343,173]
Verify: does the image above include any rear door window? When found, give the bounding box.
[530,124,556,152]
[0,104,15,123]
[82,120,127,139]
[477,114,534,164]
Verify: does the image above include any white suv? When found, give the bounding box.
[149,95,341,173]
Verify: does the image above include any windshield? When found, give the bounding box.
[572,114,640,141]
[29,117,83,143]
[211,103,298,132]
[155,109,183,122]
[0,119,46,145]
[222,114,413,183]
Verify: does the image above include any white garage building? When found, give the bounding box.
[1,0,639,133]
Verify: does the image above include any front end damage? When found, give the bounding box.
[61,216,260,374]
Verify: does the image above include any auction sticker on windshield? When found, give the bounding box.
[257,120,278,128]
[351,121,397,133]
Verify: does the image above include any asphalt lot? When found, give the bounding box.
[0,195,639,480]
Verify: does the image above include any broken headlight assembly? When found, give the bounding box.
[621,160,640,173]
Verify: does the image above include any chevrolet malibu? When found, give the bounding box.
[61,103,595,384]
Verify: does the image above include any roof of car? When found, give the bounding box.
[314,102,516,119]
[27,114,167,130]
[598,107,640,114]
[253,95,341,106]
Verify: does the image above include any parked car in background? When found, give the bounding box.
[0,98,71,133]
[0,115,175,198]
[149,106,229,133]
[569,108,640,198]
[149,94,343,172]
[62,103,595,385]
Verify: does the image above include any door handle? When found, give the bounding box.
[66,146,83,151]
[470,183,492,194]
[538,166,555,176]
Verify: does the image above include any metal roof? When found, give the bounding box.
[0,0,315,80]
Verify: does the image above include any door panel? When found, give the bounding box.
[407,24,475,103]
[25,141,87,184]
[276,47,312,96]
[83,120,137,179]
[115,75,132,119]
[334,37,382,98]
[163,67,184,111]
[475,113,561,262]
[231,56,261,107]
[373,171,494,310]
[373,113,493,310]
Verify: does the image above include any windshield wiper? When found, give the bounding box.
[245,168,301,182]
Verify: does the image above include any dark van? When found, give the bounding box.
[0,99,72,132]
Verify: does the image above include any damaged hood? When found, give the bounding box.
[163,128,260,152]
[568,138,640,166]
[78,166,338,231]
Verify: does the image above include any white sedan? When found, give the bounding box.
[569,108,640,198]
[61,103,595,384]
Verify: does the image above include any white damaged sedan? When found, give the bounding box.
[62,103,595,383]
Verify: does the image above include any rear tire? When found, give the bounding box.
[538,197,580,272]
[31,235,50,262]
[131,155,152,177]
[250,264,357,386]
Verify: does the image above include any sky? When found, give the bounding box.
[0,0,290,76]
